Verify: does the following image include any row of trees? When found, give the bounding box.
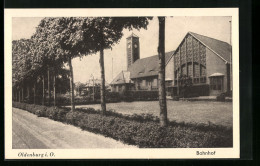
[12,17,169,127]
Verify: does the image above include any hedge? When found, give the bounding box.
[22,91,159,106]
[216,91,232,102]
[12,102,232,148]
[171,84,210,98]
[111,90,159,102]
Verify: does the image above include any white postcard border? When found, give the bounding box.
[4,8,239,159]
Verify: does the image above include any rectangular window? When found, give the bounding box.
[182,65,186,75]
[153,78,157,87]
[146,79,152,87]
[194,64,200,77]
[137,80,141,89]
[178,69,181,77]
[142,80,146,87]
[201,66,206,76]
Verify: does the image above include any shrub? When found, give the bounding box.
[46,107,57,120]
[225,90,232,97]
[176,84,210,98]
[65,111,86,126]
[25,104,36,114]
[126,91,158,101]
[34,105,47,117]
[216,93,226,101]
[106,92,121,102]
[19,102,27,110]
[56,108,68,122]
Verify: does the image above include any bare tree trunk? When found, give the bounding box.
[68,57,75,111]
[21,84,24,102]
[158,17,168,127]
[93,79,95,101]
[34,82,36,105]
[14,89,16,101]
[42,74,45,106]
[19,89,21,103]
[47,65,51,106]
[27,85,30,103]
[53,70,56,107]
[99,46,106,115]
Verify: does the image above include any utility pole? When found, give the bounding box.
[91,74,95,101]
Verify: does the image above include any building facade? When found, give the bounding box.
[171,32,232,96]
[111,32,232,96]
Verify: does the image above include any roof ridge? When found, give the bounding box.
[189,31,231,46]
[188,31,231,63]
[137,50,175,61]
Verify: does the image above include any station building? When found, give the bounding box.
[110,32,232,96]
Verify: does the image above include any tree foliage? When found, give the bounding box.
[12,39,34,86]
[12,17,153,110]
[178,74,193,98]
[78,17,153,114]
[79,17,152,51]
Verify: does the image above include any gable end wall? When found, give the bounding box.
[165,55,174,85]
[206,48,227,92]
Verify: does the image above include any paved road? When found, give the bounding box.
[12,108,136,149]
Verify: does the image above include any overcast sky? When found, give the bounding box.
[12,16,231,83]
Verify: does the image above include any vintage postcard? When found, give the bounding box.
[4,8,239,159]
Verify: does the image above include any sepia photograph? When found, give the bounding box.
[5,8,239,159]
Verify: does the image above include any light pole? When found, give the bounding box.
[90,74,95,101]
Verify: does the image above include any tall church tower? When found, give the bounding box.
[126,33,140,69]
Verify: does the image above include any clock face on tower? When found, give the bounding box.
[134,43,138,48]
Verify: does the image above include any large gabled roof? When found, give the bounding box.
[128,51,174,79]
[189,32,232,63]
[110,71,131,85]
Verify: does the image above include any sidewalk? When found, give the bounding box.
[12,108,137,149]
